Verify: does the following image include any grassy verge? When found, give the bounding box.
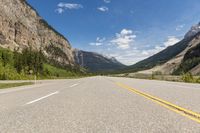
[0,82,34,89]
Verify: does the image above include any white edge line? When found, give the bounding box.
[70,83,79,88]
[25,91,59,105]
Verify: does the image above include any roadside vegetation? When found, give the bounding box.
[181,73,200,83]
[0,82,33,89]
[0,47,86,80]
[114,71,200,84]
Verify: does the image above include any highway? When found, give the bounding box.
[0,76,200,133]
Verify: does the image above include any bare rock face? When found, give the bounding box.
[0,0,75,66]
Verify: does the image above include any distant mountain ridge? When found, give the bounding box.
[74,49,126,73]
[124,22,200,75]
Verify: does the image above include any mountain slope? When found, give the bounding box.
[125,38,192,72]
[174,40,200,75]
[124,23,200,75]
[139,32,200,75]
[0,0,75,66]
[74,49,126,73]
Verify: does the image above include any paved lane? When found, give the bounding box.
[0,76,200,133]
[109,77,200,113]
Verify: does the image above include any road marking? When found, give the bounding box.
[116,82,200,124]
[70,83,79,88]
[25,91,59,105]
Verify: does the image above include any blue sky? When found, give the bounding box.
[27,0,200,65]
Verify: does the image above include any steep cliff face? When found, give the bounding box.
[0,0,75,66]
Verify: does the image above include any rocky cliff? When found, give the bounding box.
[0,0,75,66]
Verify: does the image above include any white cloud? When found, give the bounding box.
[110,29,136,49]
[90,37,106,46]
[163,36,180,47]
[58,3,83,9]
[90,42,103,46]
[89,33,181,65]
[103,36,180,65]
[117,46,165,65]
[96,37,106,42]
[56,8,64,14]
[176,24,185,31]
[104,0,111,3]
[105,49,150,65]
[97,6,109,12]
[56,3,83,13]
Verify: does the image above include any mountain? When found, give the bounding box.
[125,22,200,75]
[184,22,200,39]
[124,38,192,73]
[0,0,75,66]
[173,36,200,75]
[73,49,126,73]
[0,0,85,79]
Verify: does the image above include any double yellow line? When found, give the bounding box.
[116,82,200,124]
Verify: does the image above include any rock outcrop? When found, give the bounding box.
[0,0,75,66]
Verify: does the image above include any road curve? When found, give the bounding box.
[0,76,200,133]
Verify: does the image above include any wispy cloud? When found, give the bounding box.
[104,44,167,65]
[104,0,111,3]
[90,37,106,46]
[176,24,185,31]
[92,34,181,65]
[97,6,109,12]
[110,29,136,49]
[56,8,64,14]
[163,36,180,47]
[88,31,181,65]
[56,3,83,14]
[58,3,83,9]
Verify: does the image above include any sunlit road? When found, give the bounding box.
[0,76,200,133]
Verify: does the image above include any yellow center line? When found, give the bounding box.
[116,82,200,124]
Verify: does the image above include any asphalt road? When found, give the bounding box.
[0,76,200,133]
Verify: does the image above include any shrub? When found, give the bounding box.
[181,73,194,83]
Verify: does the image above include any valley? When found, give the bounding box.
[1,0,200,132]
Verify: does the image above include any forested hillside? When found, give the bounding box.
[0,47,84,80]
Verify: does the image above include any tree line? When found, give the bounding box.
[0,47,44,76]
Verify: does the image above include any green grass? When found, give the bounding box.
[0,82,34,89]
[42,64,79,79]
